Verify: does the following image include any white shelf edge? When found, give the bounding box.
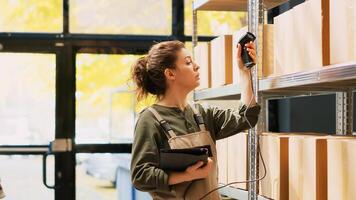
[260,61,356,91]
[194,62,356,101]
[194,84,241,100]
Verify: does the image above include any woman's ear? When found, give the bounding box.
[164,68,176,81]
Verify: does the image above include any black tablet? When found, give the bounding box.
[159,147,209,171]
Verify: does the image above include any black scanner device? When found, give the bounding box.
[238,32,256,68]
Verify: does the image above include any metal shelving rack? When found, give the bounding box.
[192,0,355,199]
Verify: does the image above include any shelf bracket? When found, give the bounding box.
[336,90,353,135]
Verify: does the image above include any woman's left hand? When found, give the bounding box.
[236,41,257,70]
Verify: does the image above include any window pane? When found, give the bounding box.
[0,155,54,200]
[0,53,56,145]
[76,54,141,144]
[0,0,63,33]
[184,0,247,36]
[76,153,152,200]
[70,0,172,35]
[76,154,116,200]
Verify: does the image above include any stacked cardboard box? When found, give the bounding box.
[327,136,356,200]
[288,135,327,200]
[303,0,325,69]
[217,139,228,184]
[227,132,248,189]
[232,26,248,84]
[292,3,307,73]
[262,24,275,77]
[211,35,233,88]
[194,42,211,90]
[259,133,290,200]
[330,0,356,64]
[274,9,295,76]
[273,0,329,76]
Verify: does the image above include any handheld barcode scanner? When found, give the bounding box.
[238,32,256,68]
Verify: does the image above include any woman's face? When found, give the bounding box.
[172,48,200,91]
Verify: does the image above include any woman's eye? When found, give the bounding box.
[186,61,192,65]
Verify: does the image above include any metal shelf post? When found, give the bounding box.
[247,0,264,199]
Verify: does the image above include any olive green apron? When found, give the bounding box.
[147,103,221,200]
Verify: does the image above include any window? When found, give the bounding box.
[76,154,116,200]
[0,0,63,33]
[0,53,56,145]
[76,54,144,143]
[0,155,54,200]
[69,0,172,35]
[184,0,247,36]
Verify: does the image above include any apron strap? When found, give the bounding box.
[188,102,206,132]
[147,107,176,139]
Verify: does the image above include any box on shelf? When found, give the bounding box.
[289,135,327,200]
[327,136,356,200]
[258,133,289,200]
[217,138,228,184]
[211,35,233,87]
[274,10,295,76]
[227,132,247,190]
[292,3,307,73]
[330,0,356,64]
[303,0,325,69]
[194,42,211,90]
[232,26,248,83]
[262,24,275,78]
[274,0,329,76]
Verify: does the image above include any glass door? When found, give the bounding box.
[0,44,78,200]
[0,51,57,200]
[74,52,154,200]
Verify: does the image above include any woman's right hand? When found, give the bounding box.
[168,158,214,185]
[185,158,213,181]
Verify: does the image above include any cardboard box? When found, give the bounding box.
[274,10,295,76]
[292,3,307,73]
[262,24,275,77]
[227,132,247,189]
[194,42,211,90]
[289,135,327,200]
[211,35,233,87]
[232,26,248,84]
[330,0,356,64]
[274,0,329,75]
[217,138,228,184]
[327,136,356,200]
[303,0,324,70]
[259,133,289,200]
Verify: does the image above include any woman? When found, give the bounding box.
[130,40,260,200]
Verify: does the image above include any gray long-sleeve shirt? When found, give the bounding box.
[130,103,261,196]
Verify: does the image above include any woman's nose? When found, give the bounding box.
[194,62,200,71]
